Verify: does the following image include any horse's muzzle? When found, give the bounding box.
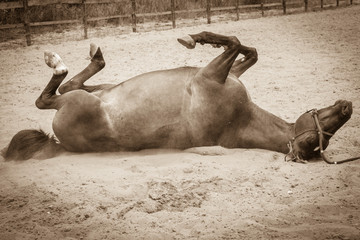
[336,100,352,118]
[342,101,352,117]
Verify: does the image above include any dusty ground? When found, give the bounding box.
[0,5,360,240]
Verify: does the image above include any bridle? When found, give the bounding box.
[285,109,360,164]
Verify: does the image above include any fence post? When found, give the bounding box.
[236,0,239,20]
[350,0,352,5]
[206,0,211,24]
[171,0,176,28]
[131,0,137,32]
[52,4,56,21]
[336,0,339,6]
[23,0,31,46]
[321,0,323,9]
[261,1,264,17]
[304,0,308,11]
[282,0,287,14]
[82,0,88,39]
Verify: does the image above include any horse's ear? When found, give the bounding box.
[3,129,58,161]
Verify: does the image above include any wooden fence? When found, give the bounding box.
[0,0,354,46]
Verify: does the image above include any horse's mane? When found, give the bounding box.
[2,129,57,161]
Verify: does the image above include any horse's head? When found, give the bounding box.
[292,100,352,160]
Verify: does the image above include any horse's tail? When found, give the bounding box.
[1,129,62,161]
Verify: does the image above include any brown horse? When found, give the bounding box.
[2,32,353,162]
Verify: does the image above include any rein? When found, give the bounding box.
[286,109,360,164]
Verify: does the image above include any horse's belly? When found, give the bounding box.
[100,72,192,149]
[101,70,249,149]
[102,94,191,150]
[54,67,251,151]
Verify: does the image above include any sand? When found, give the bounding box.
[0,5,359,240]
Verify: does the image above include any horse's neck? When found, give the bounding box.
[237,102,294,154]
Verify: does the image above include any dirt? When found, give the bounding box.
[0,5,360,240]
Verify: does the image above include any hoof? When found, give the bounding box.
[89,43,98,59]
[88,43,104,66]
[177,35,196,49]
[44,51,68,75]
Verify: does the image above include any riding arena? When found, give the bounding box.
[0,5,359,239]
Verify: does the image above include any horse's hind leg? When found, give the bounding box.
[35,52,68,110]
[58,43,114,94]
[178,32,257,82]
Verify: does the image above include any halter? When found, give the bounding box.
[285,109,360,164]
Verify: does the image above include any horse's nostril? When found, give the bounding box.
[342,104,352,116]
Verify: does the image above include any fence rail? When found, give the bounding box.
[0,0,354,46]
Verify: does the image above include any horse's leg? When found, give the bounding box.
[178,32,257,82]
[229,48,258,78]
[58,43,115,94]
[35,52,68,110]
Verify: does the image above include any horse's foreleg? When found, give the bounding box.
[230,47,257,78]
[178,32,254,83]
[35,52,68,110]
[178,31,238,49]
[58,43,114,94]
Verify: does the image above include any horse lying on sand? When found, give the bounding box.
[2,32,355,163]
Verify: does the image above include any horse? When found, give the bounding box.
[2,32,354,163]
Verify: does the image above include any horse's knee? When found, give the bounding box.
[229,36,241,46]
[35,95,57,109]
[35,96,48,109]
[249,47,258,63]
[240,47,257,64]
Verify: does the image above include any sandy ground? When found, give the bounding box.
[0,5,360,240]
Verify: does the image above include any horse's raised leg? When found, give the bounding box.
[58,43,114,94]
[35,52,68,110]
[178,31,257,81]
[230,47,257,78]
